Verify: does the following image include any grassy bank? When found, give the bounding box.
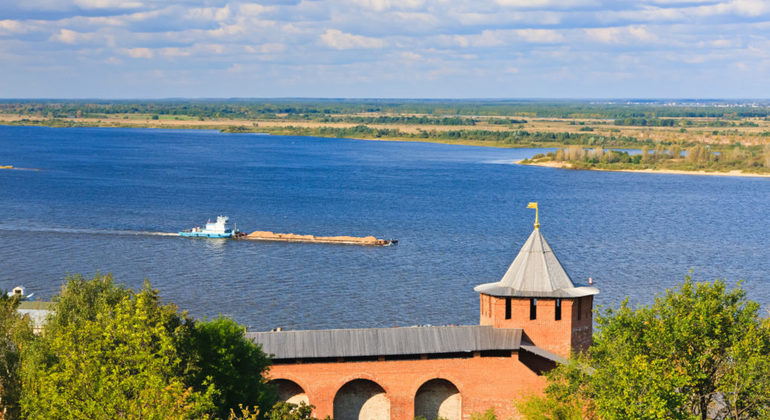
[520,146,770,175]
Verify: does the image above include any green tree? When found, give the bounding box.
[185,316,275,419]
[515,391,584,420]
[21,273,217,419]
[641,145,651,163]
[527,277,770,420]
[764,144,770,168]
[669,145,682,160]
[267,401,317,420]
[0,292,34,420]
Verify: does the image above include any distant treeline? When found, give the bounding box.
[614,118,761,127]
[316,115,527,126]
[235,124,654,147]
[2,99,769,119]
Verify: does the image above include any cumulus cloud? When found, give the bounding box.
[494,0,597,8]
[585,25,661,44]
[516,29,564,43]
[123,47,153,58]
[0,19,31,35]
[51,28,93,44]
[351,0,426,12]
[320,29,386,49]
[1,0,770,97]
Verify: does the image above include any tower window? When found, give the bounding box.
[529,298,537,320]
[577,298,582,321]
[555,299,562,321]
[505,297,511,319]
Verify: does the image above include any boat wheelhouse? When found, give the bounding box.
[179,216,238,238]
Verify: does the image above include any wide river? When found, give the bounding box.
[1,126,768,330]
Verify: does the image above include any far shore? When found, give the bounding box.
[3,116,768,178]
[0,114,562,150]
[519,160,770,178]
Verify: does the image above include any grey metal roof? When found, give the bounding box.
[519,344,568,365]
[474,228,599,298]
[247,325,522,360]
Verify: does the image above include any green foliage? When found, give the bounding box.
[537,277,770,420]
[21,273,217,419]
[267,401,317,420]
[470,408,498,420]
[0,292,35,419]
[17,273,277,419]
[539,143,770,174]
[228,404,261,420]
[185,316,275,419]
[515,392,584,420]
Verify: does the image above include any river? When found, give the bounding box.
[1,125,768,330]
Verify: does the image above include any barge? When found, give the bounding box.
[179,216,396,246]
[242,231,397,246]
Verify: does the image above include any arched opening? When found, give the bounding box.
[333,379,390,420]
[414,379,461,420]
[270,379,309,405]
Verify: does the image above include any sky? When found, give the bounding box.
[0,0,769,99]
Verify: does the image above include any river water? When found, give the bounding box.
[1,126,768,330]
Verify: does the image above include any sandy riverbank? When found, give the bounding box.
[519,160,770,178]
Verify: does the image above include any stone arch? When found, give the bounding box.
[414,379,461,420]
[270,379,309,405]
[333,379,390,420]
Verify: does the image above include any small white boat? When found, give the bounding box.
[7,286,34,300]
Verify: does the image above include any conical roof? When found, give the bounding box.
[474,228,598,298]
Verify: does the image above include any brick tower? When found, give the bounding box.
[474,204,598,358]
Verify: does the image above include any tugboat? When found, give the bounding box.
[179,216,239,238]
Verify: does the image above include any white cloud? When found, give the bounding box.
[73,0,145,9]
[238,3,269,16]
[0,20,29,35]
[585,25,661,44]
[320,29,385,49]
[245,43,286,54]
[708,38,737,48]
[453,30,507,48]
[692,0,770,17]
[495,0,597,8]
[159,47,190,57]
[51,28,87,44]
[185,6,231,23]
[516,29,564,43]
[351,0,425,12]
[401,51,421,60]
[123,47,153,58]
[2,0,770,97]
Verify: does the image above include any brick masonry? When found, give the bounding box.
[268,352,548,420]
[265,294,592,419]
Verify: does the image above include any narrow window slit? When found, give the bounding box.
[529,298,537,320]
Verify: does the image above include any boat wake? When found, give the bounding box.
[0,225,177,237]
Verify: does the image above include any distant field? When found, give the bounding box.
[2,100,769,150]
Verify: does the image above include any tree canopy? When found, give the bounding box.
[0,292,34,419]
[522,276,770,420]
[15,273,277,420]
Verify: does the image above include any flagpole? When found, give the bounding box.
[527,202,539,229]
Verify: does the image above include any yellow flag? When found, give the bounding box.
[527,202,538,209]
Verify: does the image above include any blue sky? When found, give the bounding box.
[0,0,768,98]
